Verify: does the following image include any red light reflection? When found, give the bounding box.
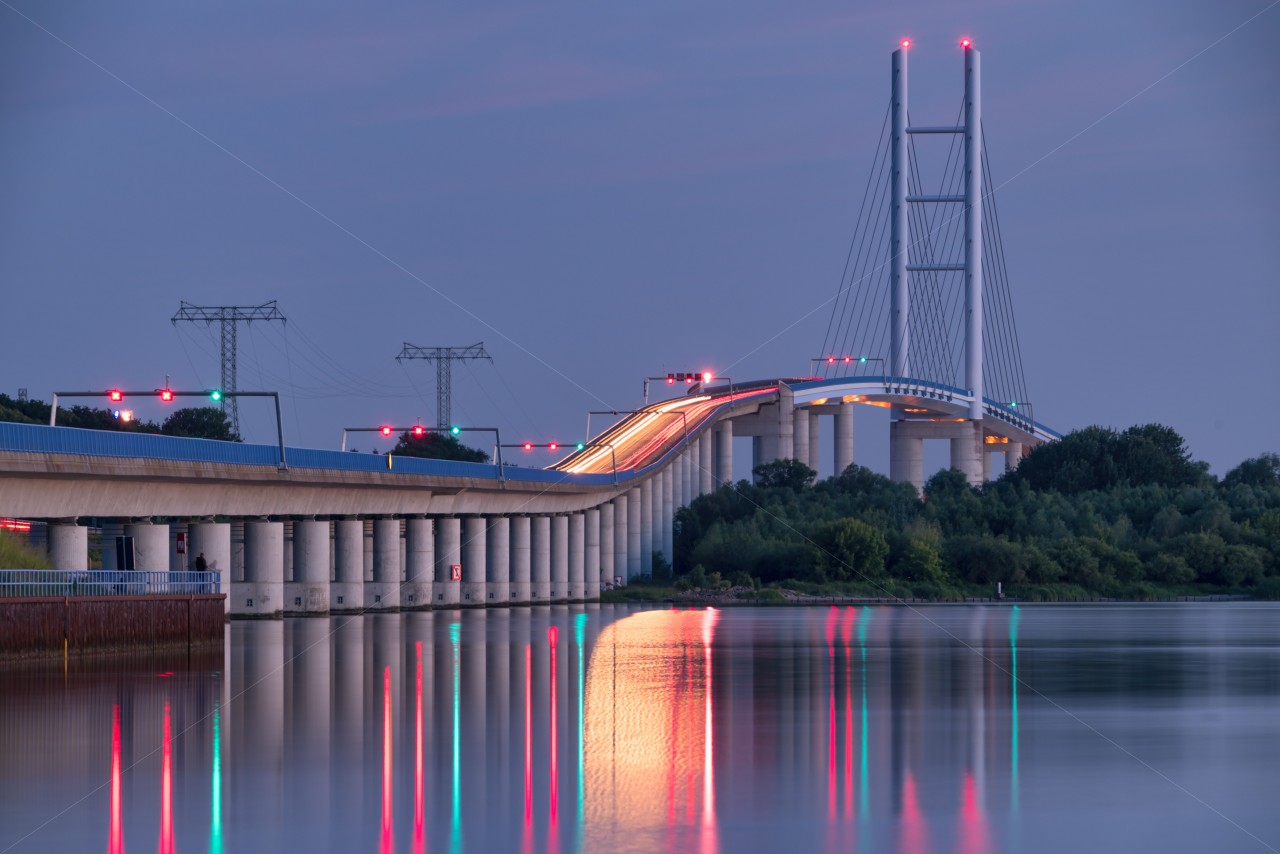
[414,643,425,854]
[381,667,394,854]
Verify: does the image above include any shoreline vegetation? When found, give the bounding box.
[616,424,1280,604]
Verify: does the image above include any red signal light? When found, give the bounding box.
[108,389,123,402]
[901,38,912,49]
[666,374,675,385]
[412,425,425,438]
[159,389,174,402]
[548,442,558,451]
[380,425,393,437]
[684,374,694,384]
[827,356,836,365]
[843,356,852,364]
[523,442,533,452]
[960,37,972,49]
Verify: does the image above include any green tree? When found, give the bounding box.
[391,431,488,462]
[752,459,817,490]
[819,518,889,582]
[1222,453,1280,489]
[160,407,241,441]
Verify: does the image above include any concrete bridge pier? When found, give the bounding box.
[531,515,551,602]
[950,421,984,487]
[661,466,674,565]
[288,519,330,615]
[124,520,169,571]
[509,516,532,604]
[793,408,811,473]
[1006,442,1024,472]
[715,421,733,486]
[367,517,401,611]
[332,518,364,612]
[834,403,855,477]
[680,452,692,509]
[689,439,702,500]
[703,435,716,494]
[639,480,653,576]
[626,488,641,581]
[189,520,231,611]
[403,517,433,609]
[889,419,925,492]
[551,515,569,601]
[432,517,459,607]
[612,495,629,586]
[46,520,87,571]
[238,520,283,617]
[595,505,611,594]
[568,512,585,601]
[487,516,510,605]
[808,411,821,473]
[461,517,487,606]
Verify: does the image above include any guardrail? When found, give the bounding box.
[0,570,221,598]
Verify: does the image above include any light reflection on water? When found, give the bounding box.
[0,604,1278,853]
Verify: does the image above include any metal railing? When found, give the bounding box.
[0,570,222,598]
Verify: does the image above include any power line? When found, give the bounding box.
[395,343,493,430]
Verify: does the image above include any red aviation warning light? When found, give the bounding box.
[412,424,425,438]
[159,389,174,402]
[900,38,912,49]
[523,442,534,452]
[108,389,124,402]
[380,425,393,437]
[960,37,972,49]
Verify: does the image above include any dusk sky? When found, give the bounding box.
[2,1,1276,477]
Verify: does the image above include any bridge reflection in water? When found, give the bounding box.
[0,605,1035,852]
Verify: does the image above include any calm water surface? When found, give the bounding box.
[1,604,1278,853]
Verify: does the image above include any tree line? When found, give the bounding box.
[671,424,1280,600]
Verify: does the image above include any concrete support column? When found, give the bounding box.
[689,438,702,499]
[189,521,231,612]
[531,516,551,602]
[169,522,188,572]
[776,385,795,461]
[700,431,714,495]
[487,517,510,604]
[550,515,569,601]
[47,522,88,571]
[238,520,284,616]
[231,520,245,582]
[509,516,532,604]
[568,513,586,601]
[461,517,487,605]
[793,407,810,468]
[950,420,984,487]
[281,521,292,581]
[288,519,330,614]
[983,447,993,483]
[435,517,462,607]
[367,518,401,611]
[662,466,675,565]
[403,517,433,609]
[680,452,692,509]
[100,522,123,571]
[716,421,734,486]
[124,521,169,571]
[889,420,925,493]
[834,403,855,477]
[332,519,364,612]
[808,412,821,473]
[596,505,612,593]
[639,480,653,577]
[625,488,641,581]
[1006,442,1024,473]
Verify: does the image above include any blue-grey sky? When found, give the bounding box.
[2,1,1277,477]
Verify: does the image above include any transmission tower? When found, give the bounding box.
[396,342,492,429]
[171,300,287,434]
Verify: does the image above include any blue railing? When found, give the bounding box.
[0,570,221,598]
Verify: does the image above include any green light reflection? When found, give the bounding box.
[1010,605,1021,812]
[209,703,222,854]
[450,621,462,854]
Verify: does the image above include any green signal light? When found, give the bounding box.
[450,425,461,437]
[859,356,868,364]
[209,389,223,402]
[575,442,586,451]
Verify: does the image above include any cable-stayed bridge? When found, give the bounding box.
[0,43,1058,616]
